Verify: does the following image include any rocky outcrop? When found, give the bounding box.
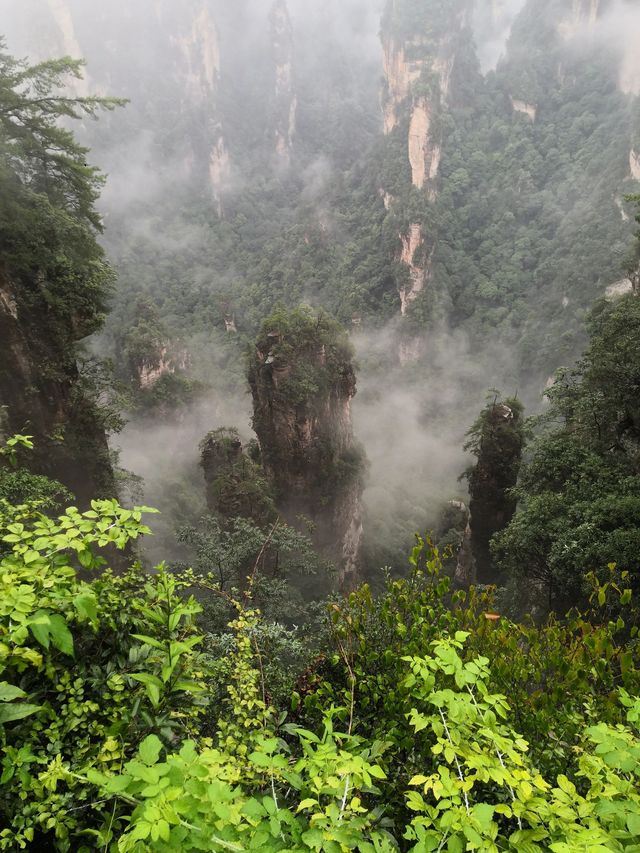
[248,309,365,588]
[446,500,475,586]
[0,267,114,505]
[615,196,630,222]
[383,34,453,191]
[175,1,221,99]
[465,399,525,584]
[200,428,276,527]
[137,345,189,389]
[398,224,432,316]
[606,278,634,300]
[511,98,537,120]
[119,299,190,392]
[436,499,475,585]
[408,99,442,191]
[558,0,600,38]
[270,0,297,164]
[454,503,475,587]
[382,5,460,188]
[380,4,466,329]
[201,429,243,484]
[380,189,394,210]
[170,0,229,211]
[382,37,428,134]
[631,149,640,181]
[45,0,88,95]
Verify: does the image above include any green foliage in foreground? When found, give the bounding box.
[2,454,640,849]
[96,637,640,852]
[0,432,70,511]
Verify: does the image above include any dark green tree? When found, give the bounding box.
[495,255,640,613]
[200,427,277,528]
[0,41,125,502]
[464,393,526,584]
[0,40,124,227]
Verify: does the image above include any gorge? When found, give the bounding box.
[1,0,639,586]
[3,3,640,848]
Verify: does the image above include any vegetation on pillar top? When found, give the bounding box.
[200,427,277,528]
[250,304,356,407]
[381,0,468,42]
[463,393,527,585]
[464,394,526,484]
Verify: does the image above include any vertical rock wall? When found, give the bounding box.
[382,33,453,193]
[398,224,432,316]
[45,0,89,95]
[269,0,297,164]
[466,401,525,584]
[0,268,114,505]
[380,1,465,347]
[382,36,427,134]
[558,0,600,38]
[248,310,364,588]
[171,0,229,211]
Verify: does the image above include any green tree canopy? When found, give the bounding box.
[0,39,124,227]
[494,278,640,612]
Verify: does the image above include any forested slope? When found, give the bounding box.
[1,5,640,850]
[2,0,639,576]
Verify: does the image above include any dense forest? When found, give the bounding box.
[2,0,640,849]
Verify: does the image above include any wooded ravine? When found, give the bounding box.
[1,1,640,849]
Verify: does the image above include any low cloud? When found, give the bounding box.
[472,0,528,74]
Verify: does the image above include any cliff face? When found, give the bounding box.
[511,98,537,120]
[200,428,277,526]
[116,297,190,392]
[398,224,432,316]
[248,310,364,587]
[136,346,189,390]
[382,36,427,135]
[466,401,525,584]
[438,500,475,586]
[168,0,230,209]
[376,0,638,381]
[557,0,600,38]
[0,268,114,505]
[270,0,297,164]
[174,1,220,98]
[381,1,466,341]
[382,34,453,192]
